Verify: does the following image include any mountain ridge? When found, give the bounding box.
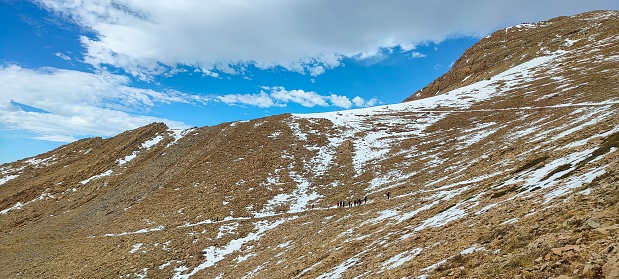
[405,10,619,103]
[1,10,619,278]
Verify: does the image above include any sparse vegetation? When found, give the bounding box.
[541,163,572,181]
[490,185,520,199]
[560,131,619,179]
[512,156,549,174]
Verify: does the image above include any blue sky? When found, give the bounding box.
[2,0,619,164]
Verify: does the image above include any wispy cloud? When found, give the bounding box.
[217,86,376,109]
[216,92,275,108]
[54,52,71,61]
[0,65,376,142]
[411,51,427,59]
[34,0,619,79]
[0,64,190,142]
[352,96,379,107]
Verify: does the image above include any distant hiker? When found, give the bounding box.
[348,201,352,208]
[386,192,391,200]
[312,204,315,209]
[358,198,362,205]
[364,196,367,204]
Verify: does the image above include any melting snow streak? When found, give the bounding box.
[173,217,295,279]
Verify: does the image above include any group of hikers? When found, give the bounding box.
[337,196,368,208]
[336,191,391,208]
[210,191,393,222]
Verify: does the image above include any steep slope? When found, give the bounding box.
[405,10,619,103]
[1,10,619,279]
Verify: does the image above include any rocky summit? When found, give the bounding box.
[1,10,619,279]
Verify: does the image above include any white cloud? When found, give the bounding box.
[0,64,377,143]
[34,0,619,79]
[329,94,352,109]
[351,96,380,107]
[309,65,325,76]
[411,51,427,59]
[365,98,379,107]
[54,52,71,61]
[217,92,276,108]
[270,87,329,107]
[217,87,367,109]
[352,96,366,107]
[0,64,190,142]
[199,67,221,78]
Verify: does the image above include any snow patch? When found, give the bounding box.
[0,202,23,215]
[118,134,165,166]
[130,243,143,254]
[167,128,196,147]
[103,226,165,237]
[543,166,606,203]
[316,257,359,279]
[80,169,113,184]
[0,174,19,186]
[381,248,423,270]
[172,217,295,279]
[216,223,239,239]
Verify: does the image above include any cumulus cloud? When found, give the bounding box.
[352,96,366,107]
[33,0,619,79]
[217,86,373,109]
[269,87,329,107]
[0,64,190,141]
[352,96,379,107]
[411,51,427,59]
[329,94,353,109]
[0,64,376,142]
[216,92,275,108]
[309,65,325,76]
[199,67,221,79]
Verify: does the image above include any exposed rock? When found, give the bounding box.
[552,245,581,255]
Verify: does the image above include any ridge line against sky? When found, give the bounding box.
[2,0,619,164]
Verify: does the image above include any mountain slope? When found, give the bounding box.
[1,10,619,279]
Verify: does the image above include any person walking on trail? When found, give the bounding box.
[364,196,367,204]
[386,192,390,200]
